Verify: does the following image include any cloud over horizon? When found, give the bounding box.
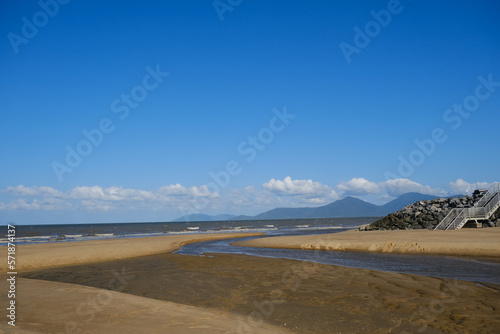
[263,176,339,202]
[2,184,220,212]
[449,179,493,195]
[0,178,496,223]
[337,177,448,197]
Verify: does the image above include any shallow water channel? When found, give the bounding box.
[176,229,500,285]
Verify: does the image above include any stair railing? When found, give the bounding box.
[435,182,500,230]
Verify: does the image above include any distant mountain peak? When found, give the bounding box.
[172,193,445,222]
[231,192,444,220]
[337,196,366,202]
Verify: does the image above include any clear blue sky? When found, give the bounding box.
[1,0,499,224]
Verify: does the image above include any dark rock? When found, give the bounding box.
[365,191,498,231]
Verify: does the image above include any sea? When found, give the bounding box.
[0,217,376,246]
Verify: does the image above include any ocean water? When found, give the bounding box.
[0,217,378,246]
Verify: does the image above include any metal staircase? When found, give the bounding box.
[434,182,500,230]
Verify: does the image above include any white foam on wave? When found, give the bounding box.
[5,235,52,240]
[298,225,352,231]
[120,232,164,238]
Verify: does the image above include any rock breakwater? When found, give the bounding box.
[362,191,500,230]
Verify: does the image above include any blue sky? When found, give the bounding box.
[1,0,499,224]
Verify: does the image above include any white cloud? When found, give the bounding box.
[81,200,114,211]
[449,179,493,195]
[336,177,447,197]
[1,183,220,212]
[8,199,41,210]
[68,186,157,202]
[68,186,112,200]
[262,176,339,205]
[6,185,64,198]
[158,184,219,198]
[66,184,218,203]
[263,176,333,195]
[337,178,379,195]
[3,198,69,211]
[380,179,447,197]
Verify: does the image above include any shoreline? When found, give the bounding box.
[0,232,264,272]
[234,227,500,257]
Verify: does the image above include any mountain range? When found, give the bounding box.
[172,213,237,222]
[172,192,441,222]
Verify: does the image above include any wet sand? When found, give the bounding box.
[235,227,500,257]
[2,231,500,333]
[0,278,288,334]
[19,252,500,333]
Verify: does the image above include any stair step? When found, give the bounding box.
[436,183,500,230]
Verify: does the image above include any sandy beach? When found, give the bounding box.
[235,227,500,257]
[2,230,500,333]
[0,233,288,334]
[0,278,288,334]
[1,232,265,272]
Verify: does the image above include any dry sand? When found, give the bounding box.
[234,227,500,257]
